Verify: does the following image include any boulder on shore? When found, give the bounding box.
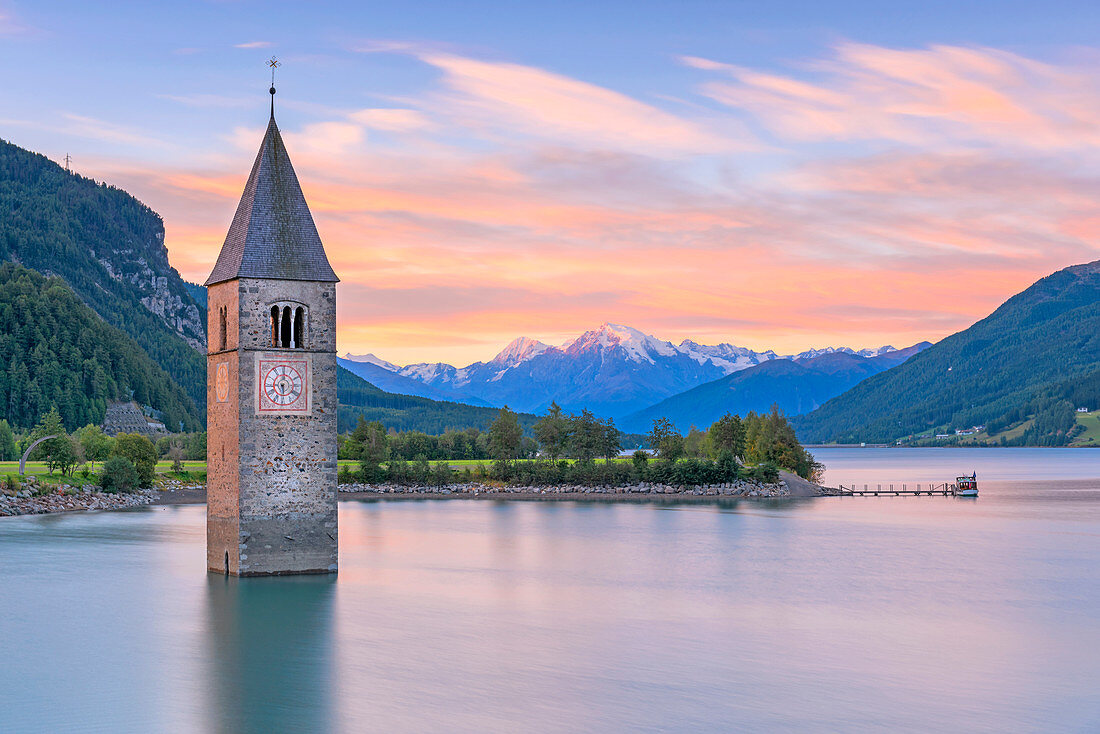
[777,470,823,497]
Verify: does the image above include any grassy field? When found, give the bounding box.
[957,412,1098,447]
[2,460,207,488]
[6,458,506,483]
[1071,411,1100,446]
[954,418,1035,445]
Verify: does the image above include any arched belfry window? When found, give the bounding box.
[218,306,227,351]
[281,307,292,348]
[267,302,307,349]
[294,307,305,349]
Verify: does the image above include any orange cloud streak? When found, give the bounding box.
[79,44,1100,366]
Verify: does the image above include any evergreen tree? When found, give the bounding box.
[0,419,15,461]
[0,139,208,413]
[705,413,746,459]
[186,431,207,461]
[683,426,706,457]
[568,409,603,463]
[533,401,570,461]
[743,407,821,480]
[489,406,523,462]
[31,406,68,474]
[600,417,622,463]
[352,417,389,473]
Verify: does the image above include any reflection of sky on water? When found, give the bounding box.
[814,446,1100,484]
[1,456,1099,731]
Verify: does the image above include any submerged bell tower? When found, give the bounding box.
[205,77,339,576]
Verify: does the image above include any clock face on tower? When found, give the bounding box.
[264,364,303,405]
[256,354,311,414]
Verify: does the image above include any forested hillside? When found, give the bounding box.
[337,366,539,434]
[338,356,493,406]
[622,344,928,433]
[0,264,202,432]
[794,260,1100,444]
[0,137,206,411]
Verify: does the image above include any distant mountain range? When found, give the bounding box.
[794,259,1100,445]
[621,343,930,433]
[346,323,908,421]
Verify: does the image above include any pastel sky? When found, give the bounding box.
[3,1,1100,366]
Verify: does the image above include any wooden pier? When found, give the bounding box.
[824,483,959,497]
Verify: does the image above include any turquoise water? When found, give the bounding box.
[1,448,1099,732]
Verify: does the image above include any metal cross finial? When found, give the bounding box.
[268,56,280,115]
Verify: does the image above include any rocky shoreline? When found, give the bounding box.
[1,482,159,517]
[338,476,812,499]
[1,474,822,518]
[0,477,206,517]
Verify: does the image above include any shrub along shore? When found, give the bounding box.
[1,472,816,517]
[339,478,800,500]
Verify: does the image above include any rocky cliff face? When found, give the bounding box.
[97,238,206,351]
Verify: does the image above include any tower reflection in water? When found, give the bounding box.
[204,574,336,734]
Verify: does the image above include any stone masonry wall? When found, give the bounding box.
[234,278,338,575]
[206,280,241,574]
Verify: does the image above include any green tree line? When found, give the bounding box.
[340,402,820,486]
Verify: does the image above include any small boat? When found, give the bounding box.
[955,473,978,497]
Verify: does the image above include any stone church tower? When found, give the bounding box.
[205,91,339,576]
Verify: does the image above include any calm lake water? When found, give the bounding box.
[2,448,1099,733]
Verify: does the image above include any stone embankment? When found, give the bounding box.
[0,477,160,517]
[339,478,799,499]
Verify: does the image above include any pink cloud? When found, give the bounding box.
[690,42,1100,148]
[69,43,1100,366]
[416,52,751,155]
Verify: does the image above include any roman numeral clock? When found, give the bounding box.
[258,355,310,413]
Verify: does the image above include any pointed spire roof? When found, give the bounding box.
[205,108,339,286]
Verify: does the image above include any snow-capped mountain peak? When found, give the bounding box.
[491,336,550,367]
[564,323,678,363]
[794,345,898,361]
[374,324,910,421]
[400,362,459,384]
[342,352,398,372]
[678,339,779,372]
